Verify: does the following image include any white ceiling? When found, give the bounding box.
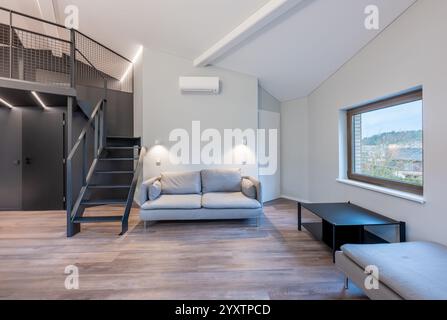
[51,0,271,60]
[1,0,417,101]
[0,0,59,38]
[0,0,40,17]
[214,0,417,101]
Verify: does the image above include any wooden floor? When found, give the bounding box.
[0,198,366,300]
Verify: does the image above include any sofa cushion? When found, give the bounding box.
[201,168,241,193]
[241,178,256,199]
[341,242,447,300]
[161,171,201,194]
[140,208,263,221]
[202,192,261,209]
[148,180,162,201]
[140,176,161,205]
[141,194,202,210]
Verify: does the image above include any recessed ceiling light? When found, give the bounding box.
[0,98,14,109]
[0,97,14,109]
[31,91,48,109]
[120,45,143,82]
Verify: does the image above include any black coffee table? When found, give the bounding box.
[298,202,406,262]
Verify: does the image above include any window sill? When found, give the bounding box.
[336,178,426,204]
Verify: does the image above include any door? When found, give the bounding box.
[22,110,65,210]
[258,110,281,202]
[0,108,22,210]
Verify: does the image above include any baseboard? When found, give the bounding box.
[263,196,282,204]
[280,194,310,203]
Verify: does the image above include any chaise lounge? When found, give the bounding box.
[139,169,263,227]
[336,241,447,300]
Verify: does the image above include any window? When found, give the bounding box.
[347,89,423,195]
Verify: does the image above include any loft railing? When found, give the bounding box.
[0,6,133,93]
[0,7,137,235]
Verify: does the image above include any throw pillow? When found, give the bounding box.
[241,178,256,199]
[149,180,162,201]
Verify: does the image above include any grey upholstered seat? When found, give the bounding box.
[340,241,447,300]
[141,194,202,210]
[202,192,261,209]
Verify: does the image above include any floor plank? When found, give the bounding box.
[0,199,366,300]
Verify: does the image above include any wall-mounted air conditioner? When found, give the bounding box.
[179,76,220,94]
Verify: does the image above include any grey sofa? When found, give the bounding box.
[336,241,447,300]
[139,169,263,226]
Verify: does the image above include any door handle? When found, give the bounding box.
[13,160,20,166]
[25,157,31,165]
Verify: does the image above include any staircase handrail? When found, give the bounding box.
[67,99,104,161]
[66,98,105,235]
[121,146,147,234]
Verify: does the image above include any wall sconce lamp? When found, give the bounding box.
[153,139,162,166]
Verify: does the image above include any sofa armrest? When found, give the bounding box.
[139,176,161,206]
[244,176,263,206]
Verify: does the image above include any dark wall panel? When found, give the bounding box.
[76,85,134,137]
[21,108,64,210]
[0,107,21,210]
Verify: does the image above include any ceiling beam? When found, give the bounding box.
[193,0,304,67]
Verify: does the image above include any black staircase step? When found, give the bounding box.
[106,136,141,147]
[95,170,135,174]
[88,184,131,189]
[107,136,140,140]
[99,157,139,161]
[73,216,123,223]
[81,199,127,206]
[104,146,140,150]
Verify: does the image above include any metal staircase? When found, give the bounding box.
[65,89,146,237]
[0,7,143,237]
[63,43,144,237]
[68,134,145,237]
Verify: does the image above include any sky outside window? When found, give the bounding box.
[361,100,423,138]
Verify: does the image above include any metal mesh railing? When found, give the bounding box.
[0,22,10,78]
[0,7,133,93]
[12,28,71,86]
[75,32,132,93]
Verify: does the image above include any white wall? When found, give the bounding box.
[280,98,309,202]
[137,49,259,180]
[297,0,447,244]
[259,110,281,202]
[258,86,281,202]
[259,86,281,113]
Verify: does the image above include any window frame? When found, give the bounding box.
[346,89,423,195]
